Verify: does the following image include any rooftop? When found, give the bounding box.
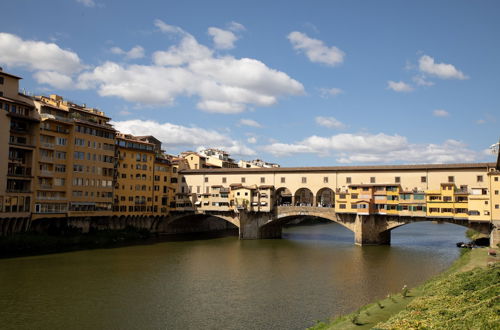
[181,162,495,174]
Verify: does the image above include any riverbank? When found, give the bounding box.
[0,227,154,258]
[0,227,240,259]
[309,247,499,329]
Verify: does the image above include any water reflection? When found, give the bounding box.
[0,221,465,330]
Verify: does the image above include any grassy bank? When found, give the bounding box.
[309,248,499,329]
[0,227,151,258]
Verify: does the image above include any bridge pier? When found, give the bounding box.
[491,220,500,248]
[354,214,391,245]
[239,212,280,239]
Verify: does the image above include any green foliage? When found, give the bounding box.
[376,265,500,329]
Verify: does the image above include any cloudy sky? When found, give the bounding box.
[1,0,498,166]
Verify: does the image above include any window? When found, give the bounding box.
[323,177,328,183]
[421,176,427,183]
[56,137,67,146]
[281,177,285,183]
[370,177,376,183]
[495,190,499,195]
[302,177,307,184]
[395,176,400,183]
[339,204,346,209]
[346,177,351,184]
[496,204,499,209]
[495,177,499,182]
[0,77,4,84]
[55,151,66,159]
[204,177,208,183]
[448,176,454,183]
[241,177,246,183]
[260,177,265,183]
[222,177,227,183]
[55,165,66,173]
[477,175,483,182]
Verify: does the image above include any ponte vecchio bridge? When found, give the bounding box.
[172,162,500,246]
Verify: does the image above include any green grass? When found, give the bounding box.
[308,248,499,330]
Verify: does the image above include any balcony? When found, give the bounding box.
[40,156,54,162]
[36,196,66,201]
[7,166,32,177]
[7,111,39,122]
[39,184,53,189]
[9,136,35,148]
[40,142,55,149]
[39,170,54,177]
[41,113,73,123]
[8,158,26,165]
[6,188,31,193]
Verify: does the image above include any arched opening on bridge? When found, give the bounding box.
[388,221,471,247]
[261,215,354,243]
[316,188,335,208]
[275,187,293,206]
[164,214,239,239]
[294,188,314,206]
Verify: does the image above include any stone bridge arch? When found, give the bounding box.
[381,216,491,237]
[157,212,240,235]
[273,206,355,232]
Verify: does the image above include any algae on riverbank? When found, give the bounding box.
[309,248,499,329]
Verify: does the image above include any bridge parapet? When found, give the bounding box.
[277,205,336,215]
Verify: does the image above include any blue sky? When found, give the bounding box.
[1,0,498,166]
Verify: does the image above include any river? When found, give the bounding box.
[0,221,465,330]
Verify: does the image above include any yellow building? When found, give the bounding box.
[180,151,207,170]
[31,94,115,219]
[490,170,500,220]
[113,133,156,216]
[0,69,38,221]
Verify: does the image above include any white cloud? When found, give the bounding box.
[419,55,468,80]
[239,119,262,128]
[33,71,73,89]
[228,21,246,32]
[287,31,344,66]
[78,20,304,113]
[476,119,486,125]
[262,133,480,164]
[0,32,85,89]
[0,33,84,75]
[412,74,435,86]
[208,27,238,49]
[247,137,257,144]
[76,0,95,7]
[112,119,255,156]
[319,87,343,98]
[154,19,187,36]
[433,109,450,117]
[110,45,145,59]
[315,116,346,129]
[387,80,414,92]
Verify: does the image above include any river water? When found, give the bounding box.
[0,221,465,330]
